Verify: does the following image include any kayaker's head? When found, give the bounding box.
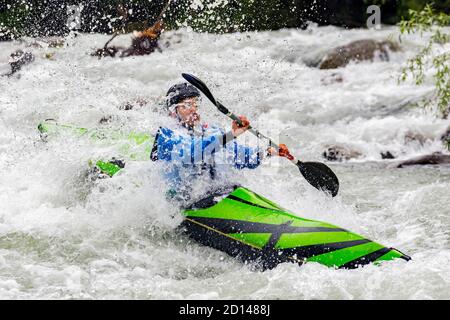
[166,82,201,128]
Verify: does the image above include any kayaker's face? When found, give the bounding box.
[175,97,200,127]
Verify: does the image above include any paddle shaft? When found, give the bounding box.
[215,100,302,163]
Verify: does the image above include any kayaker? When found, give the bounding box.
[151,82,292,204]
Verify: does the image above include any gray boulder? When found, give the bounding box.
[322,145,363,162]
[3,50,35,77]
[397,152,450,168]
[404,130,428,146]
[318,39,400,69]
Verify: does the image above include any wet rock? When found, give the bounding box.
[47,38,66,48]
[397,152,450,168]
[381,151,395,159]
[119,97,148,110]
[164,32,183,46]
[321,72,343,85]
[404,130,428,146]
[99,115,115,124]
[318,39,400,69]
[322,144,363,162]
[3,50,35,77]
[26,37,65,49]
[119,102,135,111]
[91,46,123,58]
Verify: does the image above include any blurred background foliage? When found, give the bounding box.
[0,0,449,40]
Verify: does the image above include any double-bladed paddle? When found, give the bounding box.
[181,73,340,197]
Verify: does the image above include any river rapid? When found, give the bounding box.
[0,24,449,299]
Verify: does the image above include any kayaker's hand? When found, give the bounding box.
[267,144,294,160]
[231,116,250,137]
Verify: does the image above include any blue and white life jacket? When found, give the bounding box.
[151,124,263,196]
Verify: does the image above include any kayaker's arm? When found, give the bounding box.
[227,115,294,169]
[151,127,237,164]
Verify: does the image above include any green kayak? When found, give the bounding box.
[38,119,154,176]
[38,120,411,269]
[180,185,410,269]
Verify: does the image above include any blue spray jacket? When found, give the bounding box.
[151,125,264,195]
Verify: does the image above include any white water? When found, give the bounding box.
[0,25,449,299]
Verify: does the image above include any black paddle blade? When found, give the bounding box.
[182,73,217,105]
[182,73,234,116]
[296,161,339,197]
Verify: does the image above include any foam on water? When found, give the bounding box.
[0,24,449,299]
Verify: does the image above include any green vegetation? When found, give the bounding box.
[164,0,303,33]
[0,2,28,40]
[445,138,450,150]
[398,3,450,119]
[1,0,450,38]
[398,0,450,18]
